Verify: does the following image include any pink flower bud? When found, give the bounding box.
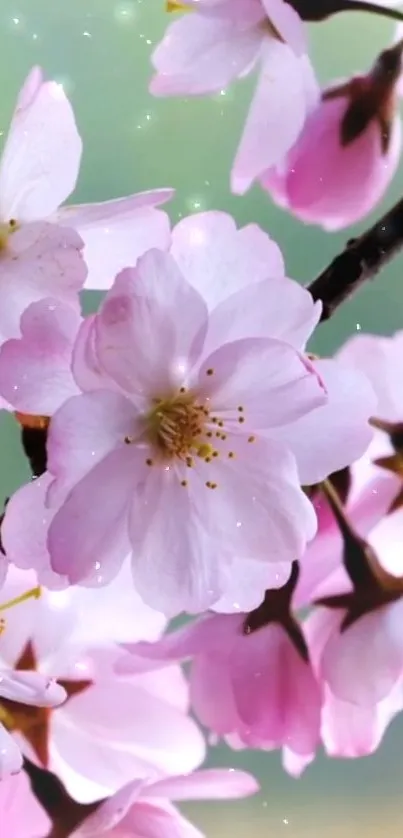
[261,41,403,230]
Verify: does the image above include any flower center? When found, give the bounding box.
[0,218,18,251]
[144,391,213,461]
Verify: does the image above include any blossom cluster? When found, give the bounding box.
[2,0,403,834]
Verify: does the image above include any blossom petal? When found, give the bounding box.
[0,71,81,221]
[261,0,307,54]
[147,769,259,801]
[0,771,51,834]
[0,670,66,707]
[47,389,138,499]
[171,211,284,310]
[191,437,317,563]
[0,298,80,414]
[319,601,403,705]
[129,468,224,616]
[57,195,173,291]
[150,12,262,96]
[48,446,138,583]
[231,40,310,194]
[0,222,86,343]
[205,277,321,355]
[198,337,326,428]
[0,724,23,779]
[95,251,208,396]
[269,358,376,484]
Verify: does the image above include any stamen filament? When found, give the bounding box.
[0,586,41,613]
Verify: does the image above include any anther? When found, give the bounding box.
[248,435,256,443]
[206,368,214,376]
[237,406,244,412]
[146,458,153,466]
[179,386,186,393]
[218,421,224,427]
[228,451,235,458]
[206,431,213,438]
[181,480,188,487]
[238,417,245,424]
[212,451,219,457]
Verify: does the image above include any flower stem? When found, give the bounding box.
[307,195,403,320]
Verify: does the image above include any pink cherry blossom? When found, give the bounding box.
[0,66,173,290]
[120,605,322,775]
[43,248,327,615]
[0,771,51,836]
[151,0,319,193]
[261,41,403,229]
[0,565,204,802]
[72,769,258,837]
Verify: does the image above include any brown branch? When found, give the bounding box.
[307,195,403,320]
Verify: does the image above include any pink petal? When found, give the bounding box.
[322,683,403,759]
[147,768,259,801]
[336,331,403,422]
[170,211,284,310]
[213,556,291,613]
[69,780,145,834]
[205,277,321,356]
[230,624,321,754]
[261,0,307,54]
[0,221,86,343]
[0,669,66,707]
[95,251,208,396]
[191,437,317,564]
[47,389,138,499]
[125,801,203,838]
[0,298,80,414]
[282,747,315,777]
[231,40,310,194]
[129,468,224,615]
[0,771,51,835]
[48,446,137,584]
[269,357,376,485]
[198,338,326,428]
[57,194,173,291]
[0,724,23,779]
[0,71,81,221]
[369,507,403,576]
[71,315,113,393]
[150,12,262,96]
[320,601,403,705]
[1,474,67,589]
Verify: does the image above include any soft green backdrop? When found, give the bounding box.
[0,1,402,834]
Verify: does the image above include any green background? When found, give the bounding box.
[0,1,403,834]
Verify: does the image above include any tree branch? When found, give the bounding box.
[307,195,403,321]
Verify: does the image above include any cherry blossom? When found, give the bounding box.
[72,769,259,837]
[120,566,322,776]
[29,224,376,615]
[0,771,51,836]
[0,66,173,290]
[151,0,319,193]
[0,565,205,802]
[261,40,403,229]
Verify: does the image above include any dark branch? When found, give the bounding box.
[23,760,97,838]
[307,195,403,320]
[289,0,403,23]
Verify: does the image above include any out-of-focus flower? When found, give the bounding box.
[151,0,319,194]
[120,564,322,776]
[71,769,259,837]
[262,40,403,229]
[0,565,205,802]
[0,770,51,836]
[0,583,66,779]
[0,66,173,289]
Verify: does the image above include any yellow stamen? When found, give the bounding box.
[166,0,189,11]
[0,586,41,613]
